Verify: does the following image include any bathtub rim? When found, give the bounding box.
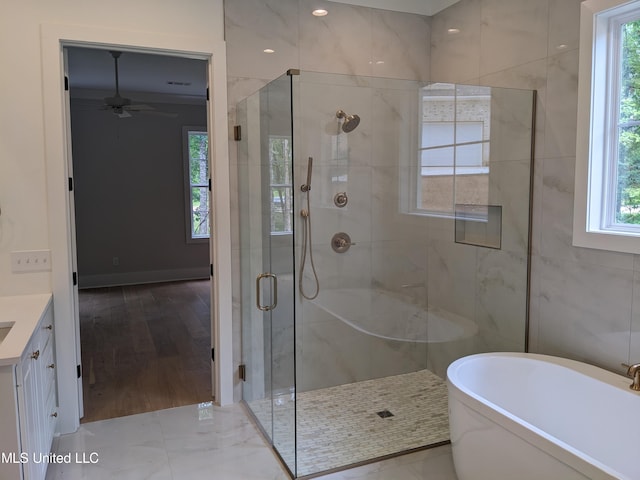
[447,352,635,480]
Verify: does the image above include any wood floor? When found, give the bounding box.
[78,279,212,423]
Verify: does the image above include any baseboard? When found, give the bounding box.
[78,267,210,289]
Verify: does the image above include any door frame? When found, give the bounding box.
[41,23,233,434]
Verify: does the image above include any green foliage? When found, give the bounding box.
[189,132,210,237]
[616,18,640,224]
[269,137,293,233]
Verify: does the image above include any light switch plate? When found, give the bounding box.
[11,250,52,272]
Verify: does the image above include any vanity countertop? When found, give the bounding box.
[0,294,53,366]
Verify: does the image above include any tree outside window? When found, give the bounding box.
[615,18,640,224]
[269,136,293,234]
[185,129,210,240]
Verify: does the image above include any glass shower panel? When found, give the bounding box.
[293,72,435,476]
[238,73,296,476]
[239,70,534,478]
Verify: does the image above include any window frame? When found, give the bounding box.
[409,87,491,218]
[573,0,640,253]
[182,126,210,243]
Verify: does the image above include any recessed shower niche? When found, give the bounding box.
[236,71,535,478]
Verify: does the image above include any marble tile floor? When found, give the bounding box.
[44,401,458,480]
[248,369,450,476]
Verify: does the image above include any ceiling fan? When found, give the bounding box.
[102,51,158,118]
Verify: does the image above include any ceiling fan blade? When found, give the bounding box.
[137,110,179,118]
[125,104,154,112]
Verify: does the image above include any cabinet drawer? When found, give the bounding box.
[44,386,58,450]
[40,341,56,397]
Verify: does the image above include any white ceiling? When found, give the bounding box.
[327,0,459,16]
[67,47,208,102]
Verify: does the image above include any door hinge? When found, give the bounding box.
[68,177,73,192]
[77,364,82,378]
[206,87,210,101]
[211,347,215,362]
[72,272,77,286]
[210,264,213,277]
[239,364,246,381]
[233,125,241,141]
[64,76,69,91]
[208,178,212,192]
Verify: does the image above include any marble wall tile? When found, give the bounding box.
[530,154,545,259]
[302,166,372,246]
[426,239,477,322]
[298,0,373,76]
[371,9,431,81]
[430,0,482,83]
[371,166,430,244]
[487,87,536,163]
[366,334,429,384]
[527,254,542,352]
[540,156,635,270]
[227,76,269,139]
[537,256,634,371]
[548,0,583,55]
[479,0,549,77]
[479,59,548,177]
[487,159,532,255]
[475,249,528,349]
[371,86,420,168]
[299,241,373,290]
[295,80,374,169]
[371,239,428,297]
[297,311,375,390]
[544,49,579,159]
[225,0,300,79]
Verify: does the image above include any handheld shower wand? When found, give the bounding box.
[299,157,319,300]
[301,156,313,193]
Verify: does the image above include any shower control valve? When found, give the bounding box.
[334,192,348,208]
[331,232,355,253]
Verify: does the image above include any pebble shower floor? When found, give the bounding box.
[247,369,450,477]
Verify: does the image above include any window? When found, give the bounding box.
[412,84,491,216]
[574,0,640,253]
[183,127,210,241]
[269,136,293,234]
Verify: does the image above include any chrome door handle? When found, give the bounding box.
[256,273,278,311]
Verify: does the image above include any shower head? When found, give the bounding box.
[336,109,360,133]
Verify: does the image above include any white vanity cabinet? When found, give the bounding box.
[0,295,57,480]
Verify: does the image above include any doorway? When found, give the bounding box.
[66,46,213,421]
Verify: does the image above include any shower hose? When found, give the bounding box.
[299,190,320,300]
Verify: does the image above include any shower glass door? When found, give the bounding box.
[238,73,297,476]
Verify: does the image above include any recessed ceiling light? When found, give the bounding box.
[376,60,385,65]
[312,9,328,16]
[263,48,275,54]
[556,44,568,50]
[447,28,461,34]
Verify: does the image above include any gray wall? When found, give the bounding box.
[70,98,209,288]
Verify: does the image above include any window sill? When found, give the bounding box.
[572,228,640,255]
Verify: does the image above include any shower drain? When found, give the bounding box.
[376,409,394,418]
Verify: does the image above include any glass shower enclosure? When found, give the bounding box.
[237,70,535,478]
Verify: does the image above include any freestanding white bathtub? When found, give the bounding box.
[447,352,640,480]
